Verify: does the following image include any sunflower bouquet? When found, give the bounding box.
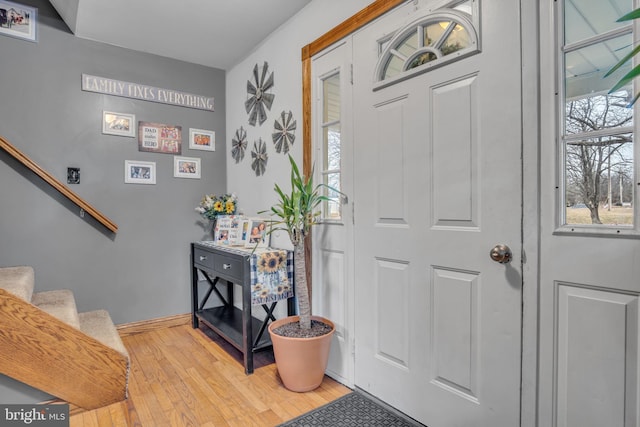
[195,193,238,220]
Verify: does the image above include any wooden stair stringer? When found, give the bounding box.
[0,288,128,410]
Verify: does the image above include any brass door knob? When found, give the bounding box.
[490,244,512,264]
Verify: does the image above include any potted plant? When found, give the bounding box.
[262,154,337,392]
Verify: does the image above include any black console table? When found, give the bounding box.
[190,242,293,374]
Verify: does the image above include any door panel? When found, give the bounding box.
[432,75,478,228]
[352,2,523,426]
[373,96,409,223]
[555,284,638,427]
[374,257,410,367]
[431,267,479,401]
[311,39,354,386]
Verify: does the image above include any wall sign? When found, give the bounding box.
[138,122,182,155]
[81,74,214,111]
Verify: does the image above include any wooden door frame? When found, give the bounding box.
[300,1,540,426]
[300,0,405,299]
[301,0,405,177]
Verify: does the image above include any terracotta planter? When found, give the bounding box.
[268,315,335,392]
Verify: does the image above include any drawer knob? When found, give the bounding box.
[223,263,232,269]
[199,256,207,261]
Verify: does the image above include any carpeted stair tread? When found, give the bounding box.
[31,289,81,329]
[0,266,34,302]
[79,310,129,358]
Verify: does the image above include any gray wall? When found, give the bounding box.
[0,1,226,402]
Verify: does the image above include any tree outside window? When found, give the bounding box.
[561,0,635,227]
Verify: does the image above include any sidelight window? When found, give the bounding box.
[559,0,636,231]
[320,71,342,220]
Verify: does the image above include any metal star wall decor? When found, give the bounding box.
[251,138,268,176]
[231,126,248,163]
[272,110,296,154]
[245,61,275,127]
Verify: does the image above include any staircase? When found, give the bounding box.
[0,266,129,410]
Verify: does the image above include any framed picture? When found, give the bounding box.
[214,227,231,245]
[0,1,37,43]
[189,128,215,151]
[173,156,201,179]
[124,160,156,184]
[67,167,80,184]
[138,122,182,155]
[236,218,251,246]
[245,218,270,249]
[102,111,136,137]
[214,215,244,246]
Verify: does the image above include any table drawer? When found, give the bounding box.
[193,247,216,271]
[212,253,245,283]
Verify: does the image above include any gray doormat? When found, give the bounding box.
[278,390,426,426]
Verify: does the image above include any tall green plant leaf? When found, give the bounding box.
[617,8,640,22]
[607,7,640,106]
[604,44,640,78]
[609,64,640,94]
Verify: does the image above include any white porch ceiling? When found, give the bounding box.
[48,0,312,70]
[564,0,633,99]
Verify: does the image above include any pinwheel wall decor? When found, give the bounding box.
[245,62,275,127]
[272,110,297,154]
[251,138,268,176]
[231,126,248,163]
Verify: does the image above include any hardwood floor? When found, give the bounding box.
[70,323,351,426]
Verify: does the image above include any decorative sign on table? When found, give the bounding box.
[214,215,269,248]
[81,74,215,112]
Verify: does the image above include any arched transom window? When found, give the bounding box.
[375,3,479,88]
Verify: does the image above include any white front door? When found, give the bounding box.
[352,1,523,426]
